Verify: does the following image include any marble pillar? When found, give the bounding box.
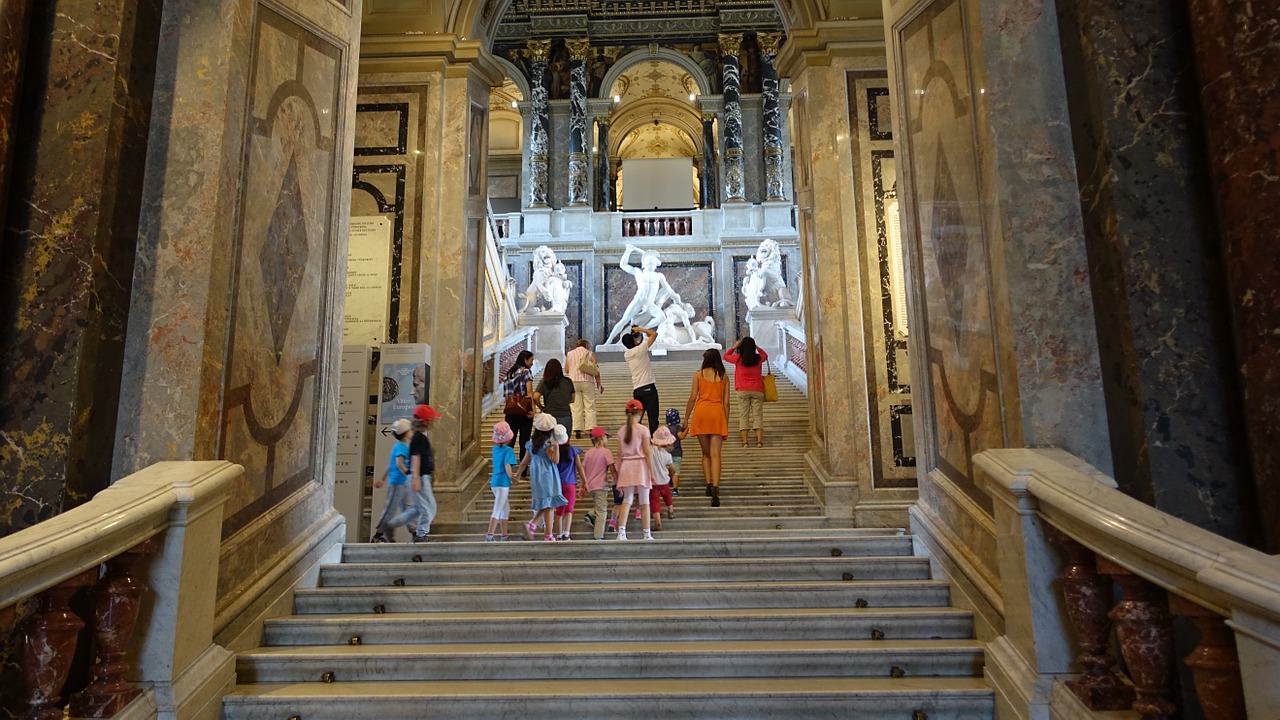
[719,33,746,202]
[595,119,612,211]
[526,39,551,208]
[701,113,719,209]
[0,0,33,228]
[566,39,590,207]
[0,0,163,535]
[758,32,787,202]
[1056,0,1254,544]
[1186,0,1280,553]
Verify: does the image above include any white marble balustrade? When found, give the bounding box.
[495,203,797,248]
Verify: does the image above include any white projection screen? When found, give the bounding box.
[621,158,694,210]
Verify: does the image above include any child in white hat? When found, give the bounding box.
[648,426,678,530]
[370,418,414,543]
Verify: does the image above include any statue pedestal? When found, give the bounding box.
[520,312,567,367]
[761,200,798,238]
[522,207,553,243]
[560,206,593,240]
[747,305,797,361]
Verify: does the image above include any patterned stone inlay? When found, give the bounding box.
[262,156,311,359]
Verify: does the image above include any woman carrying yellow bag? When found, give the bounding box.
[724,337,770,448]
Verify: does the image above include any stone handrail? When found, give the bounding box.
[777,319,807,396]
[0,461,241,719]
[976,447,1277,718]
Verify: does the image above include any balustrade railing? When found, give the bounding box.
[0,461,240,720]
[621,214,693,237]
[777,320,807,396]
[481,327,536,414]
[977,448,1278,719]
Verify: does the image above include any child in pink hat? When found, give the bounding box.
[486,421,518,541]
[648,426,678,529]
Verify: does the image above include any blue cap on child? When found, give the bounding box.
[665,408,681,424]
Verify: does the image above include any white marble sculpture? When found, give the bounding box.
[519,245,572,314]
[742,238,794,309]
[603,244,720,349]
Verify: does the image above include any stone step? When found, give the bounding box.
[262,606,975,646]
[235,639,985,683]
[412,514,857,538]
[317,556,932,587]
[341,535,914,563]
[222,677,994,720]
[293,579,953,614]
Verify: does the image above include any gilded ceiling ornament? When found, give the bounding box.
[527,39,552,62]
[566,38,592,61]
[718,33,742,57]
[758,32,783,57]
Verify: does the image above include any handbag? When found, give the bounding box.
[578,357,600,378]
[504,392,533,416]
[761,360,779,403]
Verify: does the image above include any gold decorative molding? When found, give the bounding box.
[566,38,591,61]
[758,32,783,57]
[701,112,717,123]
[527,39,551,62]
[718,33,742,57]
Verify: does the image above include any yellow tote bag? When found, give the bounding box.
[762,361,778,403]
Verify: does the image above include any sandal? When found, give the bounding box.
[756,442,764,448]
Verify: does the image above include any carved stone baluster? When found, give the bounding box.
[1168,596,1246,720]
[1100,560,1177,719]
[70,540,156,717]
[19,569,97,720]
[1050,530,1134,710]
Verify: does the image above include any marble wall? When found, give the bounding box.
[109,0,362,628]
[1056,0,1255,544]
[0,0,163,535]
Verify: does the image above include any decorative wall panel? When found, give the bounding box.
[850,72,915,488]
[898,0,1002,510]
[220,5,345,536]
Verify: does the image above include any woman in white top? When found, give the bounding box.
[564,339,603,438]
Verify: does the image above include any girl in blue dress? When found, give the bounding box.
[513,413,568,541]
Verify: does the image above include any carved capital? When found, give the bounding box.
[718,33,742,57]
[527,39,551,63]
[566,38,591,61]
[758,32,783,58]
[701,112,717,123]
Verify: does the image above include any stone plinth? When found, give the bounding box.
[521,312,568,367]
[522,207,553,242]
[748,306,797,361]
[560,205,593,240]
[761,200,797,237]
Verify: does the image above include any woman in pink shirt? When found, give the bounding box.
[724,336,769,448]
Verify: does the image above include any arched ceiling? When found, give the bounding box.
[610,60,701,104]
[618,122,698,159]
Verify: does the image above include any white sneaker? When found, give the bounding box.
[616,529,628,541]
[643,531,654,541]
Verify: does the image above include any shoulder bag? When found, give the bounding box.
[761,360,779,403]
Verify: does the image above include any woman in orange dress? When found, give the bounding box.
[684,349,730,506]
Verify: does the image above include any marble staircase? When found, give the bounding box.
[221,360,994,719]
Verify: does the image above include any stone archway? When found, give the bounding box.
[597,47,712,101]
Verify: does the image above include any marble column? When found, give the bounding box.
[700,113,719,209]
[595,119,612,211]
[1186,0,1280,553]
[0,0,164,535]
[526,39,551,208]
[758,32,787,201]
[0,0,33,228]
[719,33,746,202]
[1056,0,1254,544]
[566,39,590,207]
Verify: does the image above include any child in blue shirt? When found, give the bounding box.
[371,419,414,542]
[487,421,519,541]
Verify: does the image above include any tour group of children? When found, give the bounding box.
[371,399,686,542]
[486,400,686,541]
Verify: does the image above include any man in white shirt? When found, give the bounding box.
[564,339,603,438]
[621,325,659,432]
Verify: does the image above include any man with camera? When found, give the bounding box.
[621,324,660,432]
